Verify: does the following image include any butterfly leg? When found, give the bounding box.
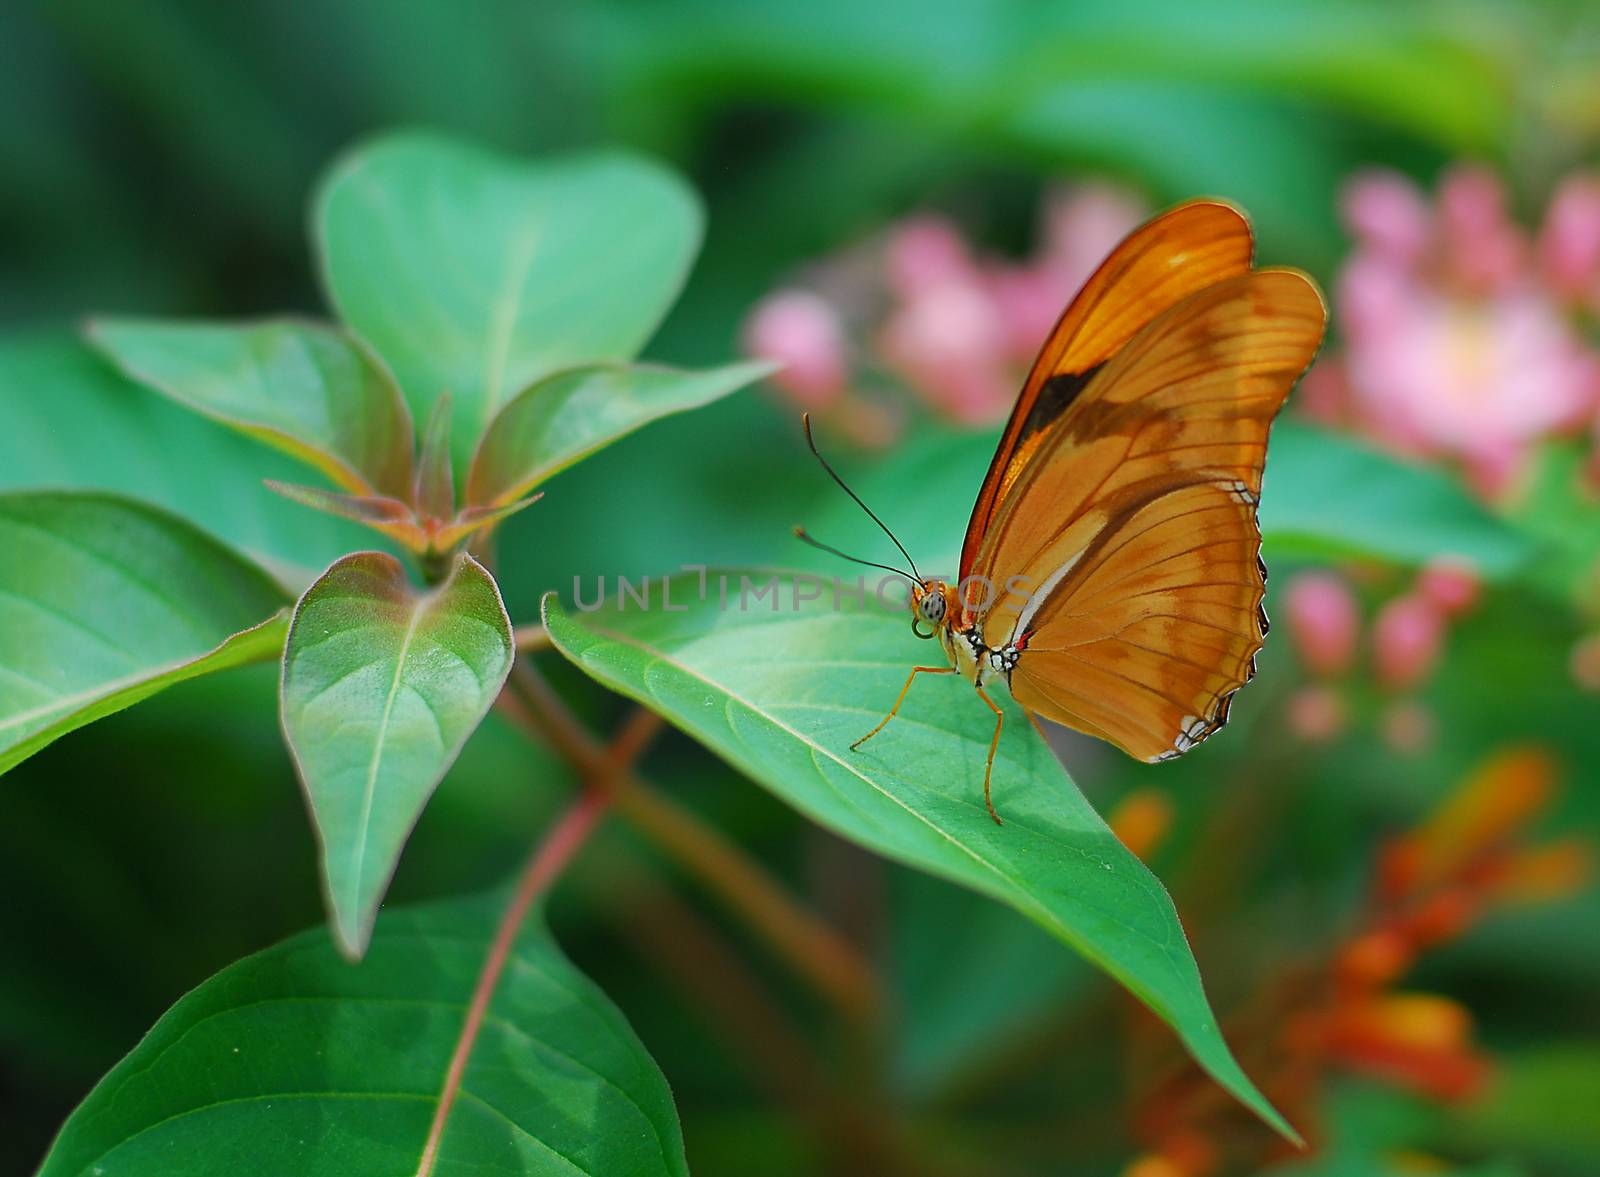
[974,684,1004,826]
[852,666,956,751]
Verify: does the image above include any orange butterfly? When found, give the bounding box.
[800,199,1327,824]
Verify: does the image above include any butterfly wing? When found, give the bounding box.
[958,200,1254,579]
[972,268,1326,762]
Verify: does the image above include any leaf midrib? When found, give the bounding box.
[346,599,427,940]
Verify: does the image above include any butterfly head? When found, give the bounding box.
[911,578,954,639]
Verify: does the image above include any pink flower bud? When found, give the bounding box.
[1341,169,1432,263]
[1284,572,1361,676]
[1570,632,1600,691]
[1539,174,1600,301]
[1381,699,1436,756]
[742,290,848,409]
[1373,593,1446,690]
[1288,685,1346,742]
[1417,557,1481,617]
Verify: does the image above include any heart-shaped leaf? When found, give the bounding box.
[88,318,415,497]
[282,551,514,957]
[316,132,701,465]
[36,892,689,1177]
[0,492,289,774]
[544,574,1294,1140]
[466,360,775,507]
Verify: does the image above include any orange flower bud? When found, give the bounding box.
[1109,788,1175,861]
[1328,993,1491,1101]
[1401,889,1482,949]
[1337,929,1415,988]
[1489,839,1594,903]
[1407,747,1558,888]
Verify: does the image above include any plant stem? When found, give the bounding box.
[512,622,551,653]
[414,784,610,1177]
[500,659,881,1022]
[612,779,880,1023]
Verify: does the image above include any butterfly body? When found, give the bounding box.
[818,198,1327,823]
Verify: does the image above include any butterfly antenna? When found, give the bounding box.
[793,526,916,583]
[801,413,922,581]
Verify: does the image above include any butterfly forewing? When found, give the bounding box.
[972,266,1326,762]
[959,200,1255,578]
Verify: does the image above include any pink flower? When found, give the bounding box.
[1372,594,1446,691]
[1329,165,1600,493]
[1037,183,1147,294]
[742,290,849,409]
[1417,557,1481,617]
[1436,165,1525,293]
[884,216,978,297]
[1539,174,1600,304]
[1342,280,1598,484]
[1284,572,1361,676]
[987,263,1075,365]
[879,280,1013,424]
[1342,169,1432,264]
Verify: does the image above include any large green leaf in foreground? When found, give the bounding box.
[316,132,701,466]
[545,574,1293,1138]
[0,492,288,774]
[282,552,514,958]
[37,893,689,1177]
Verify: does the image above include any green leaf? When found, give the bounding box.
[466,360,774,507]
[0,491,289,774]
[0,328,381,578]
[282,551,514,957]
[88,317,415,497]
[316,131,702,466]
[37,892,689,1177]
[1260,422,1532,577]
[543,574,1294,1140]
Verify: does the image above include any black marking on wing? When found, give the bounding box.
[1019,362,1106,444]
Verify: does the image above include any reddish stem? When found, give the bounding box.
[413,787,610,1176]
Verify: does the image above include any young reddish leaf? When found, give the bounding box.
[281,551,513,957]
[430,494,543,551]
[88,318,415,497]
[264,480,429,550]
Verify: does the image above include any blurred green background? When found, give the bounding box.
[3,2,1599,1175]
